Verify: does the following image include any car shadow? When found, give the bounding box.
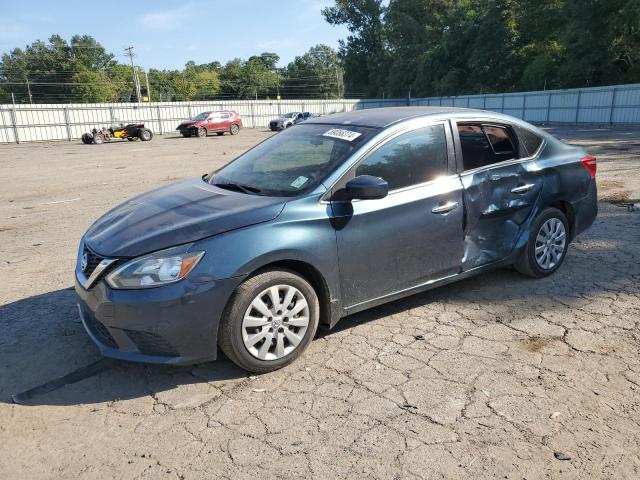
[0,287,248,406]
[1,204,636,406]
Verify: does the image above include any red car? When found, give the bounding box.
[176,110,243,137]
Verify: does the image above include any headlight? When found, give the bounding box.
[106,247,205,289]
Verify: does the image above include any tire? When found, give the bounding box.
[92,133,104,144]
[197,126,207,138]
[138,128,153,141]
[218,268,320,373]
[515,207,570,278]
[81,133,92,144]
[216,132,224,136]
[230,124,240,135]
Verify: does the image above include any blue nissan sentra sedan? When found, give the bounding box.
[75,107,598,373]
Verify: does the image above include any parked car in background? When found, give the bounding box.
[268,111,319,131]
[176,110,242,137]
[296,112,320,124]
[76,107,597,373]
[269,112,302,131]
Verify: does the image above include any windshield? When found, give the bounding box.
[209,124,379,197]
[281,112,298,118]
[192,112,209,121]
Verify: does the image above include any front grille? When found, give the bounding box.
[83,310,118,348]
[83,246,104,278]
[124,330,180,357]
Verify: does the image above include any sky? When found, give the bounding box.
[0,0,350,69]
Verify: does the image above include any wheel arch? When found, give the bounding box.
[244,259,333,329]
[547,200,576,241]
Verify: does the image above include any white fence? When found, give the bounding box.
[1,83,639,143]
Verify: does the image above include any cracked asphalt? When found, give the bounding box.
[1,127,639,479]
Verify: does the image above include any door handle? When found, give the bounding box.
[511,183,536,194]
[432,201,459,214]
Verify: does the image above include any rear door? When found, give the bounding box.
[207,112,222,132]
[331,121,464,309]
[219,111,232,131]
[454,121,544,270]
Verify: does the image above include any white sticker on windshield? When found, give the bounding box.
[290,176,309,189]
[322,128,362,142]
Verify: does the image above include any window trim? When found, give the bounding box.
[452,119,546,176]
[323,119,456,202]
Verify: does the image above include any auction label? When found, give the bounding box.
[322,128,362,142]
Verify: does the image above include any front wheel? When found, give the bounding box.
[515,207,569,278]
[229,124,240,135]
[92,133,104,144]
[197,126,207,138]
[218,269,319,373]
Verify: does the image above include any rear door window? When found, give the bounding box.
[457,123,517,171]
[356,124,448,190]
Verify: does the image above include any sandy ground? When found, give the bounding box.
[0,127,639,479]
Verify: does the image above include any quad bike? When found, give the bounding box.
[81,122,153,144]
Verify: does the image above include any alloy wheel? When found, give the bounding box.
[241,284,310,361]
[535,217,566,270]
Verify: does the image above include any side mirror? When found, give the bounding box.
[345,175,389,200]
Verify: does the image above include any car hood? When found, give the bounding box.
[84,177,286,258]
[177,120,201,129]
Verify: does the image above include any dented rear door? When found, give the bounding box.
[453,121,543,270]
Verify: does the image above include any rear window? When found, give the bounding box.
[515,126,544,156]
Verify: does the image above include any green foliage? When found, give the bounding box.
[284,44,343,98]
[327,0,640,97]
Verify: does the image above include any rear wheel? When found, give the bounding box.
[230,124,240,135]
[515,207,569,278]
[218,269,319,373]
[197,126,207,138]
[138,128,153,141]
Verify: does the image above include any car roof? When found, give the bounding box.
[304,106,490,128]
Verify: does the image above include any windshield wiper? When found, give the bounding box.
[214,182,262,194]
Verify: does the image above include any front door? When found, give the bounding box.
[454,122,544,270]
[331,122,464,309]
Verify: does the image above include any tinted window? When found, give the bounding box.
[484,126,516,156]
[458,123,517,171]
[458,124,493,170]
[356,125,448,190]
[515,126,544,156]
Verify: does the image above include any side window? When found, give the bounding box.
[208,112,220,120]
[457,123,517,171]
[356,124,448,190]
[483,125,516,158]
[220,112,230,119]
[515,126,543,156]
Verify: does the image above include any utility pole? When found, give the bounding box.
[26,78,33,104]
[145,71,151,102]
[124,46,142,102]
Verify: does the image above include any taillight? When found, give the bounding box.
[580,155,597,177]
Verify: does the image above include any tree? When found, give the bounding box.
[322,0,388,96]
[284,44,343,98]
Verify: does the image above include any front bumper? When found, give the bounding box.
[75,274,242,365]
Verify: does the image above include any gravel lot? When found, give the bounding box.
[1,126,639,479]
